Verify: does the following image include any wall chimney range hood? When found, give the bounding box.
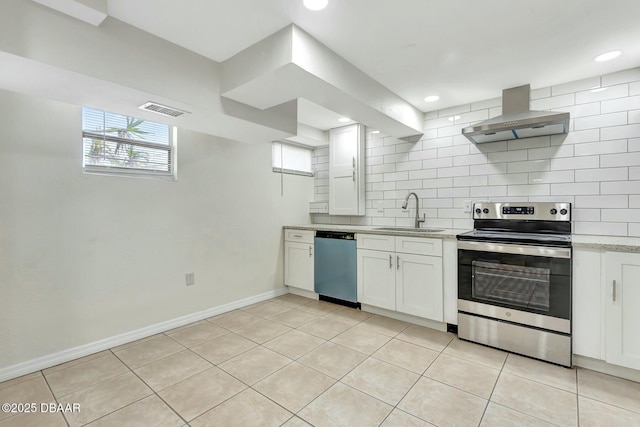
[462,84,570,144]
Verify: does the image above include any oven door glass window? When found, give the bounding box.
[472,261,550,311]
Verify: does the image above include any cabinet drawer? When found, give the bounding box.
[284,229,314,244]
[395,236,442,256]
[357,234,395,251]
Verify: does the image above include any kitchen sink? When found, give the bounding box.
[374,227,445,233]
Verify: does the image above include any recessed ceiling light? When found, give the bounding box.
[594,50,621,62]
[424,95,440,103]
[303,0,328,11]
[338,117,351,123]
[448,115,461,122]
[371,130,380,134]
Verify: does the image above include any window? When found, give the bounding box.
[82,107,176,179]
[272,141,313,176]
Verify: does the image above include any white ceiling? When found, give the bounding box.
[107,0,640,119]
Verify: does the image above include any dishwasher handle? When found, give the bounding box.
[315,231,356,240]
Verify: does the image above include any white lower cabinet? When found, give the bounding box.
[357,234,443,322]
[604,251,640,370]
[284,229,314,292]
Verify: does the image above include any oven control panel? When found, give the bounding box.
[473,202,571,221]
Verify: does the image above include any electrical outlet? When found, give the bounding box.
[185,272,195,286]
[463,200,472,213]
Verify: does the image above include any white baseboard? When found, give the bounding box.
[0,288,288,383]
[573,355,640,382]
[286,286,318,300]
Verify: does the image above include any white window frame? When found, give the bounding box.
[82,108,177,180]
[272,141,313,177]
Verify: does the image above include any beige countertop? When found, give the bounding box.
[284,225,640,252]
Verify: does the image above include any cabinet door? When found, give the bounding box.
[572,248,603,359]
[396,253,443,321]
[605,252,640,370]
[357,249,395,310]
[284,241,314,292]
[329,124,364,215]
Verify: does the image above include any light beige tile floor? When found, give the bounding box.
[2,293,640,426]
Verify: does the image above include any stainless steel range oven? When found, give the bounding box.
[457,202,572,367]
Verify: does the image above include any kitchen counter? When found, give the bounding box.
[284,224,467,239]
[284,225,640,252]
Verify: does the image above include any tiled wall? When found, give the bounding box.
[311,67,640,237]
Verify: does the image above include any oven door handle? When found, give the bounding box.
[457,241,571,259]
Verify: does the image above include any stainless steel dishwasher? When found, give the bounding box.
[314,231,358,306]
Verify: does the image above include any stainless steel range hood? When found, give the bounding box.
[462,84,570,144]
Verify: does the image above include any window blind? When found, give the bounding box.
[272,141,313,176]
[82,107,174,178]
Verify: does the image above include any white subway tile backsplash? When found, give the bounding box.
[489,173,528,185]
[601,181,640,194]
[550,156,599,170]
[313,68,640,237]
[507,159,550,173]
[575,167,628,182]
[437,166,470,178]
[508,184,550,196]
[574,112,628,130]
[453,153,488,166]
[528,145,574,160]
[575,139,627,157]
[469,163,507,176]
[488,149,527,163]
[575,195,628,208]
[552,77,601,96]
[601,68,640,86]
[438,144,470,158]
[550,182,600,195]
[575,84,629,104]
[470,186,507,198]
[529,170,575,184]
[601,209,640,222]
[573,209,601,222]
[574,222,628,236]
[453,175,488,187]
[551,129,599,145]
[600,151,640,168]
[531,93,575,110]
[601,95,640,113]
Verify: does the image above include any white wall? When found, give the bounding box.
[0,89,313,370]
[312,67,640,237]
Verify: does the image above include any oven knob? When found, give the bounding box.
[550,208,558,215]
[482,208,489,214]
[475,208,481,214]
[560,208,568,215]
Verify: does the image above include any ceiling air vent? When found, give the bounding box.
[138,102,189,118]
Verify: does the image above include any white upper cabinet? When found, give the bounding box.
[604,251,640,370]
[329,124,365,215]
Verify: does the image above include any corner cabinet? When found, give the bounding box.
[604,251,640,370]
[329,124,365,216]
[284,229,314,292]
[357,234,443,322]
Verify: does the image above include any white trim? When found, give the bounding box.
[286,286,319,300]
[0,288,287,383]
[573,354,640,383]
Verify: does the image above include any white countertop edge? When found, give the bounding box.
[284,225,640,252]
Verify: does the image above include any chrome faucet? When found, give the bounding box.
[402,192,426,228]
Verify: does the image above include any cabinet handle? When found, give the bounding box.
[352,170,356,181]
[397,255,400,270]
[389,255,392,269]
[352,157,356,168]
[612,279,617,302]
[293,234,303,238]
[309,246,313,257]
